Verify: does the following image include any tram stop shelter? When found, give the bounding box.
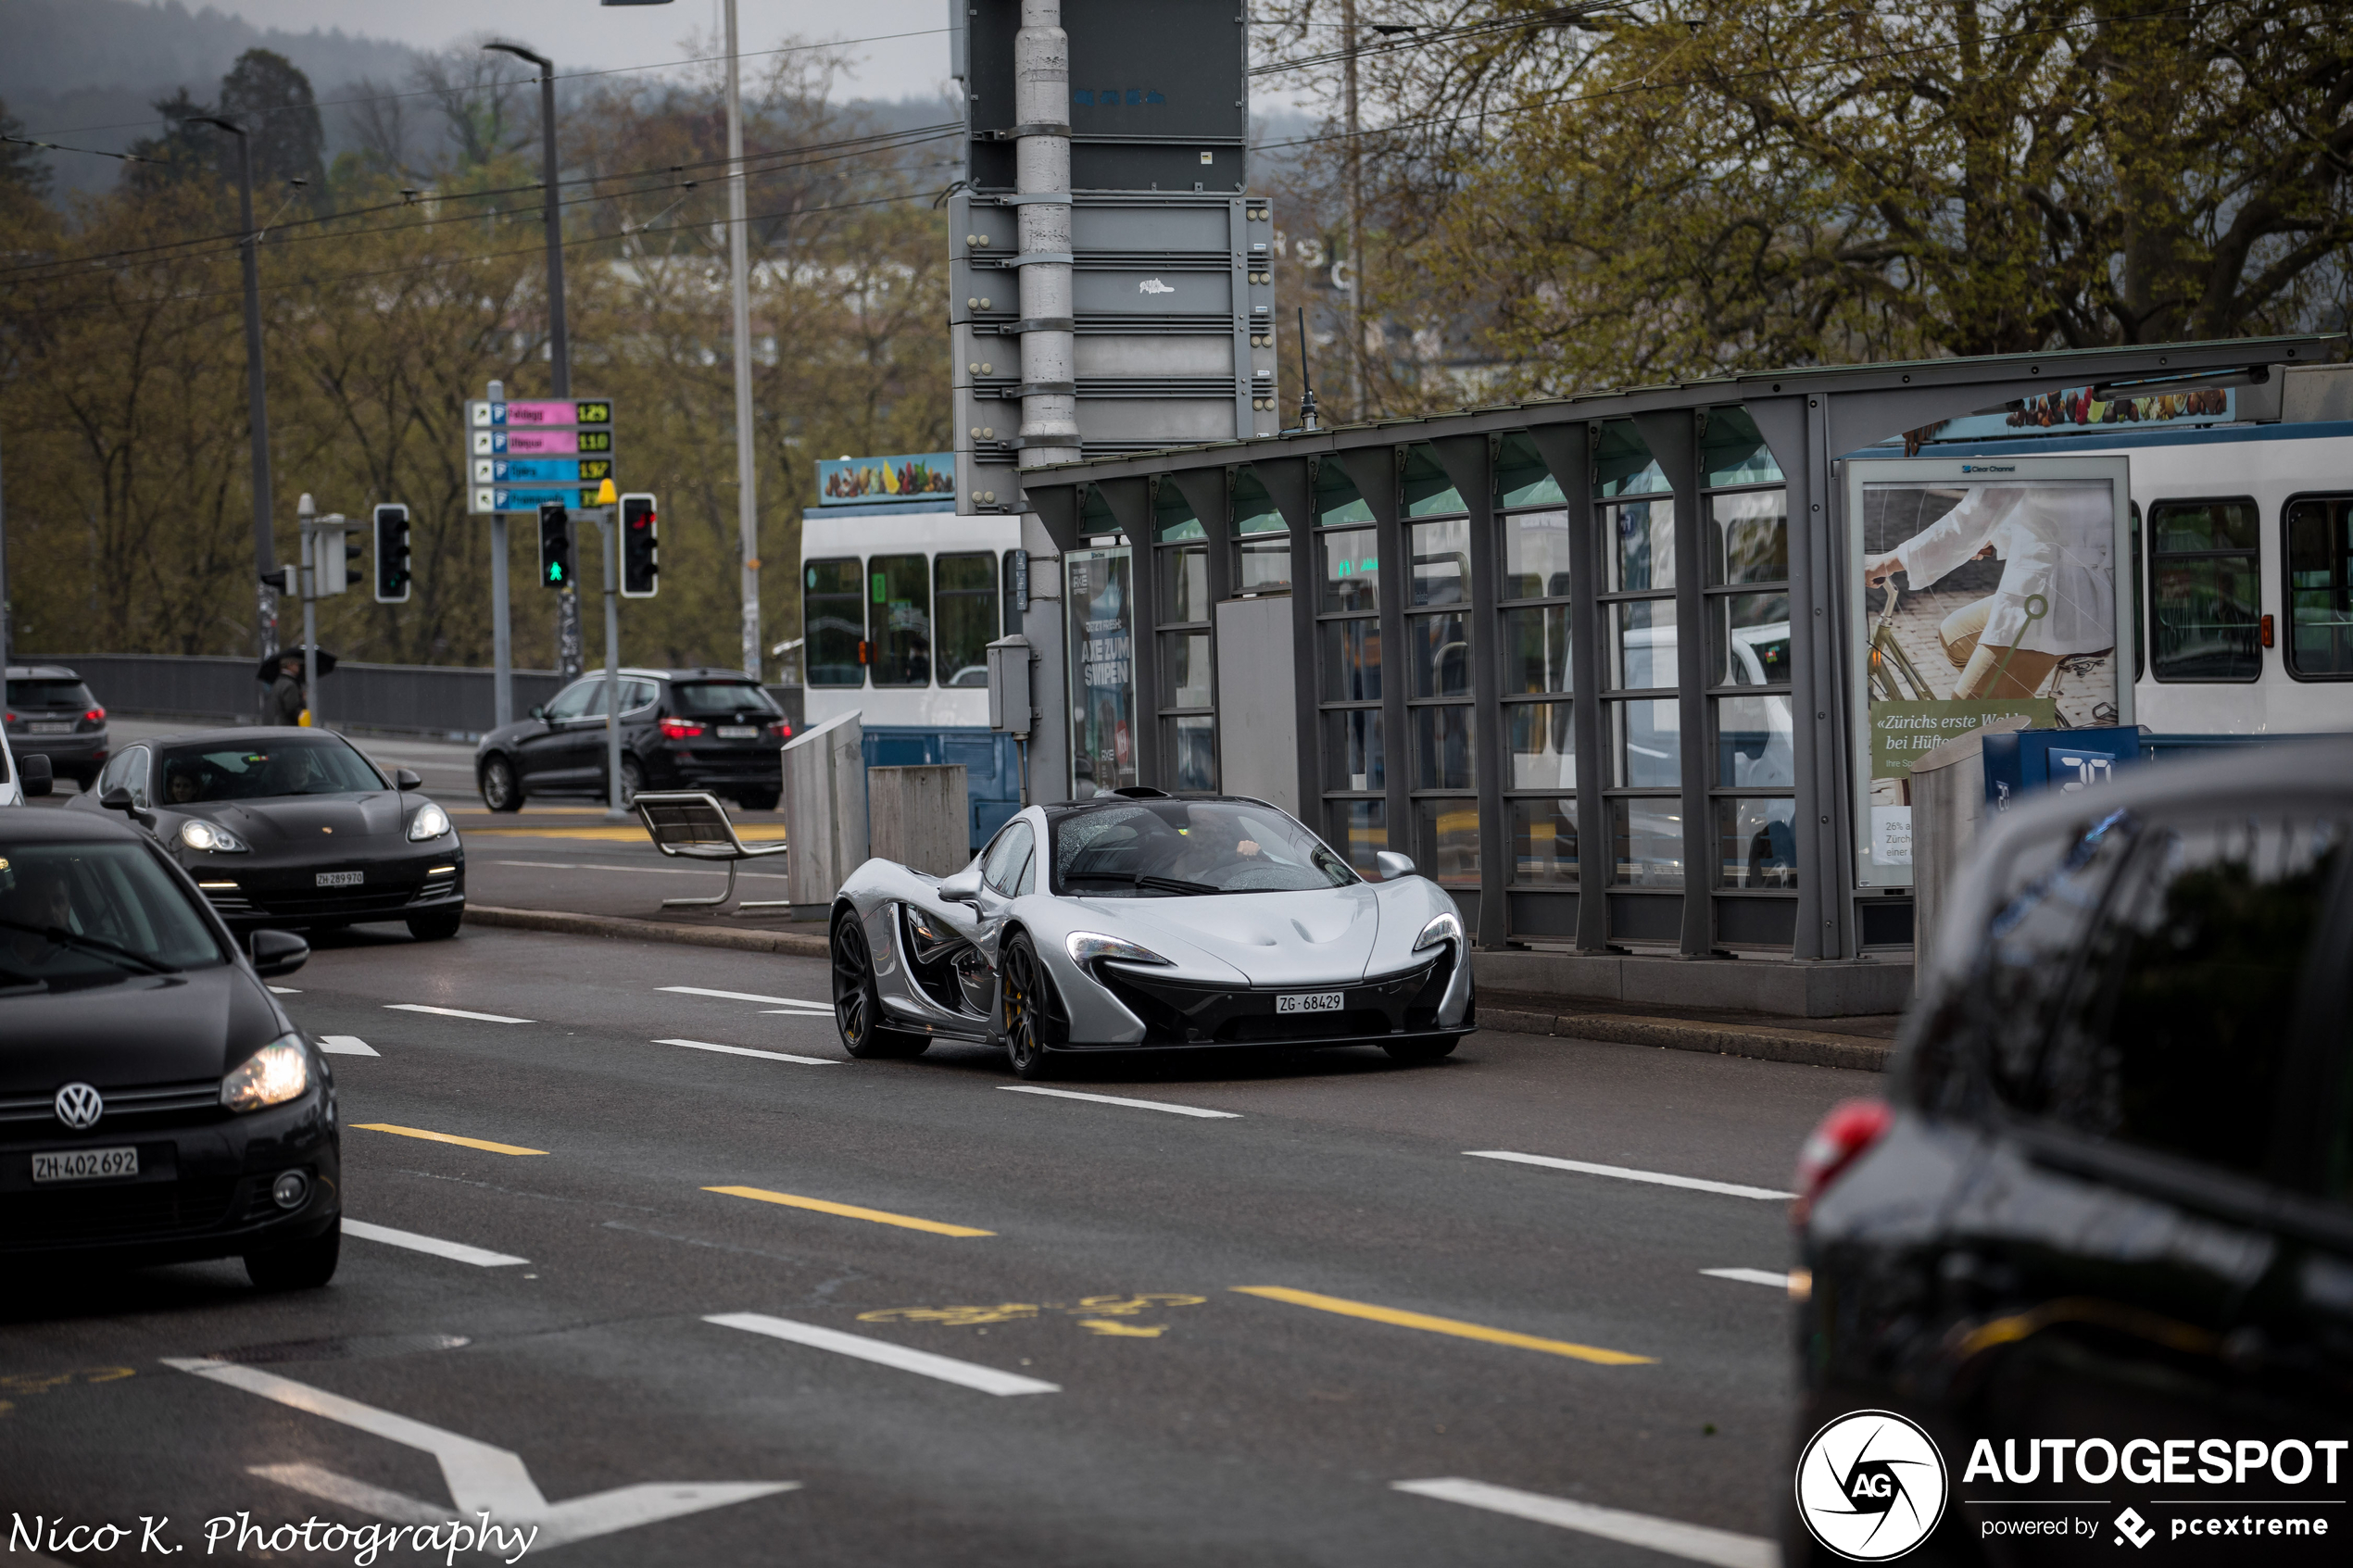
[1005,336,2335,1011]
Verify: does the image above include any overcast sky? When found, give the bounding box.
[209,0,955,99]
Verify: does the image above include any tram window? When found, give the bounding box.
[2148,498,2261,682]
[804,557,865,687]
[869,554,932,686]
[2285,495,2353,678]
[937,551,1000,688]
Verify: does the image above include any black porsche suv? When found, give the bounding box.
[1787,741,2353,1565]
[472,666,792,812]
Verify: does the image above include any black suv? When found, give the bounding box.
[6,664,109,789]
[1788,740,2353,1565]
[473,667,792,812]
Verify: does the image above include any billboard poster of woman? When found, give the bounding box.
[1844,455,2133,887]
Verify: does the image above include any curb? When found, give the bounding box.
[1477,1008,1890,1073]
[464,905,829,958]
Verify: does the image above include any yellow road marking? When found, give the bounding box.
[352,1123,547,1157]
[704,1185,992,1236]
[1076,1320,1166,1337]
[1231,1286,1654,1365]
[468,824,789,843]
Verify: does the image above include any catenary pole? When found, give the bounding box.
[725,0,762,679]
[196,117,278,707]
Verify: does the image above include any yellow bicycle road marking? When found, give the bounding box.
[705,1185,993,1237]
[1232,1286,1655,1366]
[351,1123,548,1157]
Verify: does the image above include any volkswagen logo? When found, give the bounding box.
[54,1082,105,1130]
[1794,1409,1948,1561]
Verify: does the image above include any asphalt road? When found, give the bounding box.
[0,921,1858,1567]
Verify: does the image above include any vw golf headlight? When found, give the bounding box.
[1066,932,1172,968]
[1414,910,1465,951]
[220,1034,310,1112]
[179,819,247,853]
[408,802,451,841]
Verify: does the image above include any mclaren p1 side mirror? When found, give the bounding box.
[393,767,423,790]
[937,864,985,905]
[248,928,310,978]
[19,753,52,797]
[1375,850,1416,880]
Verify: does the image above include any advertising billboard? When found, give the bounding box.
[1846,455,2134,886]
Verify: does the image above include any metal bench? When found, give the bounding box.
[633,791,790,911]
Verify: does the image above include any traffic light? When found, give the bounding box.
[372,504,411,603]
[621,493,659,598]
[318,526,361,596]
[537,502,574,589]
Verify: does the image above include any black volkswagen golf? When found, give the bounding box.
[0,810,340,1287]
[1788,742,2353,1564]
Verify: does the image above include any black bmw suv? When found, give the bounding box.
[472,667,792,813]
[1787,741,2353,1564]
[0,810,341,1288]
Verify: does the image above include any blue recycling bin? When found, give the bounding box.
[1982,726,2143,811]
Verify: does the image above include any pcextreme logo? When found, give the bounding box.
[1795,1410,1951,1562]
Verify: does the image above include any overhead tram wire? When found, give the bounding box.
[0,123,962,285]
[12,181,960,321]
[17,26,954,142]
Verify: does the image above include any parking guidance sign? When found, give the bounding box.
[468,399,616,514]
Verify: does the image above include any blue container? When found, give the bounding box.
[1982,726,2143,811]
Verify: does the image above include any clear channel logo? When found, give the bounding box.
[1795,1410,1951,1561]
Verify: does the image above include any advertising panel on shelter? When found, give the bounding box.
[1845,455,2134,887]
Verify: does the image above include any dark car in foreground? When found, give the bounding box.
[472,667,792,813]
[0,810,340,1287]
[6,663,109,790]
[1786,741,2353,1564]
[67,729,464,939]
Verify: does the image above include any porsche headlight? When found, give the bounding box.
[1414,910,1465,951]
[179,819,248,853]
[1066,932,1172,968]
[220,1034,311,1112]
[408,802,451,841]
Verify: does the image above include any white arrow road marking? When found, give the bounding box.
[317,1035,379,1057]
[343,1220,528,1267]
[247,1463,446,1524]
[998,1085,1239,1119]
[1701,1268,1792,1290]
[706,1312,1060,1396]
[1392,1479,1778,1568]
[660,985,831,1010]
[166,1358,794,1547]
[656,1037,838,1067]
[385,1004,535,1024]
[1465,1150,1796,1201]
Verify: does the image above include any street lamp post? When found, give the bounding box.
[195,115,278,708]
[484,40,581,685]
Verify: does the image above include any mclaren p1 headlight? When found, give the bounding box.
[220,1033,311,1112]
[1414,910,1465,951]
[179,819,248,853]
[1065,932,1172,969]
[408,801,452,841]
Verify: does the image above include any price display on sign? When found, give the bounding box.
[466,398,618,513]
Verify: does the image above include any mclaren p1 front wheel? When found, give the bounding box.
[1000,932,1060,1081]
[831,912,927,1060]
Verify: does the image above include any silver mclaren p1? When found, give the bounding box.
[827,789,1476,1078]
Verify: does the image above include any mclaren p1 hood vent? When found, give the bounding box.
[1114,885,1382,986]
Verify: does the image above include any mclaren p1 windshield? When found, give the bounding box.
[1052,800,1357,897]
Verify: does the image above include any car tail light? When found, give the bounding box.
[768,721,793,738]
[1792,1098,1892,1224]
[84,707,105,722]
[660,717,705,739]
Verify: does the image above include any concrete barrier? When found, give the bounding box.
[870,764,971,877]
[784,711,866,918]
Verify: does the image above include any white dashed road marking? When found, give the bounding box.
[660,985,831,1009]
[706,1312,1060,1397]
[1701,1268,1793,1290]
[384,1003,535,1024]
[268,986,301,994]
[316,1035,379,1057]
[999,1085,1239,1119]
[490,859,786,880]
[1466,1150,1795,1201]
[656,1037,838,1067]
[344,1220,527,1267]
[1392,1478,1776,1568]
